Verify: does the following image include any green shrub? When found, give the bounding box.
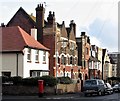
[21,77,36,86]
[2,75,57,87]
[11,76,22,85]
[2,76,13,83]
[21,76,57,87]
[40,75,57,87]
[1,76,8,83]
[57,77,72,84]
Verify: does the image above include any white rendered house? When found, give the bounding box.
[0,26,50,78]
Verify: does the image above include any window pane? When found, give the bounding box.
[68,57,70,65]
[70,57,72,64]
[32,71,36,77]
[27,48,31,60]
[36,55,39,61]
[61,55,64,65]
[43,51,46,62]
[35,50,39,61]
[64,57,66,65]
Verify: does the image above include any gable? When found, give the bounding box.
[7,7,36,34]
[60,23,68,39]
[69,27,76,41]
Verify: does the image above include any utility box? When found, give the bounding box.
[38,80,44,97]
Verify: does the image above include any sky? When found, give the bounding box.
[0,0,119,52]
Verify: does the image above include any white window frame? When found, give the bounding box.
[43,51,46,63]
[35,50,39,62]
[27,48,31,61]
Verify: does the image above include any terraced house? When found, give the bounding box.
[76,32,91,80]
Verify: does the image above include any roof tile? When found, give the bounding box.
[1,26,49,52]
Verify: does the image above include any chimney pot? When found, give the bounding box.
[38,4,39,7]
[70,20,74,24]
[62,21,65,25]
[53,12,55,16]
[1,23,5,27]
[49,11,52,15]
[81,32,85,36]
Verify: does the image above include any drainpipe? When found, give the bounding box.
[16,53,18,76]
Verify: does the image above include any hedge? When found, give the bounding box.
[2,75,57,87]
[57,77,72,84]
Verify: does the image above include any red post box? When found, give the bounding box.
[38,80,44,97]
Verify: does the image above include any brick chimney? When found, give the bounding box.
[69,20,76,37]
[35,4,45,44]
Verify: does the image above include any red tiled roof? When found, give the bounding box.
[1,26,49,52]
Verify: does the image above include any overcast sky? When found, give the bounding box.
[0,0,119,52]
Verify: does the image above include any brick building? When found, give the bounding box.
[108,52,120,77]
[76,32,90,80]
[89,45,101,79]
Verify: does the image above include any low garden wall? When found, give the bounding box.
[2,82,81,95]
[57,83,81,93]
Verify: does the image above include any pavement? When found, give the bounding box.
[2,92,84,100]
[2,93,120,101]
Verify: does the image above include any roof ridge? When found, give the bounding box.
[69,28,76,41]
[18,26,49,50]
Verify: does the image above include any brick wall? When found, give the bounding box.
[57,82,81,93]
[43,34,55,76]
[7,8,34,34]
[2,82,81,95]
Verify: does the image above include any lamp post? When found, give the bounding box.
[55,40,58,94]
[55,39,68,94]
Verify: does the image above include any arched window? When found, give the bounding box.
[61,55,66,65]
[70,56,73,64]
[68,56,70,65]
[61,55,64,65]
[74,57,77,65]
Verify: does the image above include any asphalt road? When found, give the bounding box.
[1,92,120,101]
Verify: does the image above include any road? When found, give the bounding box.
[1,92,120,101]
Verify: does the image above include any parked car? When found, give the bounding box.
[83,79,106,96]
[105,83,113,94]
[113,83,120,92]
